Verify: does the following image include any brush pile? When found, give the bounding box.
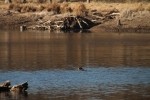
[25,15,96,31]
[20,8,119,31]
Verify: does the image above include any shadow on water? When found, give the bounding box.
[0,91,28,100]
[0,30,150,100]
[0,30,150,70]
[61,29,91,34]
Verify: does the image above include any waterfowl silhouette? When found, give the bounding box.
[78,67,85,71]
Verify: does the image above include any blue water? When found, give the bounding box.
[1,67,150,94]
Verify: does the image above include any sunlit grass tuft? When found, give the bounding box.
[0,1,149,15]
[70,3,87,16]
[60,2,72,13]
[46,2,60,14]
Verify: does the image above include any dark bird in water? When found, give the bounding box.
[78,67,85,71]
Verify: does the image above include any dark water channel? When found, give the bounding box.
[0,30,150,100]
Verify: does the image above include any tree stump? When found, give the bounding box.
[20,25,27,32]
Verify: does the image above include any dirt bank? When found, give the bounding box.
[0,2,150,32]
[0,10,40,29]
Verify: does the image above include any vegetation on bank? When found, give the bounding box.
[0,0,150,10]
[0,3,87,16]
[91,0,150,3]
[0,0,150,4]
[0,1,150,14]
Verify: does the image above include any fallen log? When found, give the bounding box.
[0,80,11,87]
[75,17,83,29]
[81,19,89,26]
[10,81,28,92]
[0,86,11,92]
[0,81,28,92]
[0,80,11,92]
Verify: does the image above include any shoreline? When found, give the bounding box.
[0,2,150,33]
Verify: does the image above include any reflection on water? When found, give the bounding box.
[0,91,28,100]
[0,31,150,70]
[0,30,150,100]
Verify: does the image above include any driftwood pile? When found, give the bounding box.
[23,15,95,31]
[20,9,119,31]
[0,80,28,92]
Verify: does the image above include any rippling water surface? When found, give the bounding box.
[0,30,150,100]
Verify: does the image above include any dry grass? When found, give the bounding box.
[85,2,150,12]
[39,5,45,11]
[8,4,22,12]
[0,2,149,15]
[134,3,145,12]
[0,3,9,10]
[46,3,60,14]
[146,5,150,11]
[60,2,72,13]
[69,3,87,16]
[22,5,37,12]
[92,0,149,3]
[8,3,38,12]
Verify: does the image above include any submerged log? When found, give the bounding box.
[0,87,11,92]
[0,81,28,92]
[10,81,28,92]
[0,80,11,87]
[0,80,11,92]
